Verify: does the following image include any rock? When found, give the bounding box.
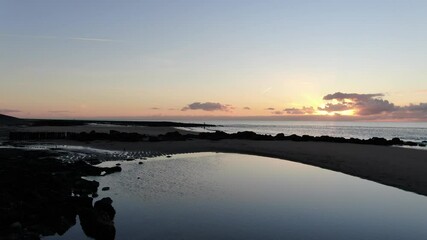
[115,163,121,166]
[9,221,22,233]
[0,149,120,239]
[73,179,99,195]
[274,133,285,140]
[79,197,116,240]
[138,161,143,165]
[94,197,115,219]
[391,138,403,145]
[101,187,110,191]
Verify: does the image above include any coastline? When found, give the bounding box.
[3,123,427,238]
[47,138,427,197]
[3,123,427,196]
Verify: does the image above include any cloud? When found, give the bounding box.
[181,102,232,112]
[390,103,427,120]
[400,103,427,112]
[243,107,251,110]
[272,110,284,115]
[151,107,160,110]
[318,103,351,112]
[323,92,384,101]
[322,92,395,115]
[284,106,315,115]
[265,107,275,111]
[0,109,21,114]
[262,87,272,95]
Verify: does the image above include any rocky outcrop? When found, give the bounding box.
[0,149,119,239]
[9,130,426,148]
[79,197,116,240]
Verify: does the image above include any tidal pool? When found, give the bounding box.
[49,152,427,239]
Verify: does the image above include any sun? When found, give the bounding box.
[339,109,356,116]
[316,109,356,116]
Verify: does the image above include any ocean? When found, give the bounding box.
[178,121,427,143]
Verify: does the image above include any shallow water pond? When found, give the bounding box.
[48,152,427,239]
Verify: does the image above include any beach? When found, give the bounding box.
[2,121,426,196]
[4,123,427,196]
[3,123,427,239]
[43,135,427,197]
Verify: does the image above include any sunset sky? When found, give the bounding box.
[1,0,426,121]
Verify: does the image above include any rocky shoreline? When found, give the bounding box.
[0,148,121,240]
[9,130,427,148]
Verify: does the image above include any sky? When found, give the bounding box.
[1,0,427,121]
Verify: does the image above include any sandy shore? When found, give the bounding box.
[5,124,427,196]
[45,138,427,197]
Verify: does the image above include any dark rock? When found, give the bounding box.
[405,141,418,146]
[79,197,116,240]
[391,138,403,145]
[160,131,186,141]
[94,198,115,219]
[101,187,110,191]
[274,133,285,140]
[148,136,159,142]
[73,179,99,195]
[0,149,117,239]
[9,222,22,233]
[138,161,143,165]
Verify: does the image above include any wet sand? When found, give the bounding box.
[5,124,427,196]
[49,138,427,197]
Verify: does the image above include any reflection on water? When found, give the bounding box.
[179,120,427,143]
[51,153,427,239]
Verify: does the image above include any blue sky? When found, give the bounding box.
[1,0,427,120]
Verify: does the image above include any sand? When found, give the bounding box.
[5,125,427,196]
[46,138,427,197]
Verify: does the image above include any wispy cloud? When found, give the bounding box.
[0,34,121,43]
[262,87,272,95]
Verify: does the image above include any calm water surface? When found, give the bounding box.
[179,120,427,143]
[50,153,427,239]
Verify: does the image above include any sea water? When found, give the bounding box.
[178,120,427,143]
